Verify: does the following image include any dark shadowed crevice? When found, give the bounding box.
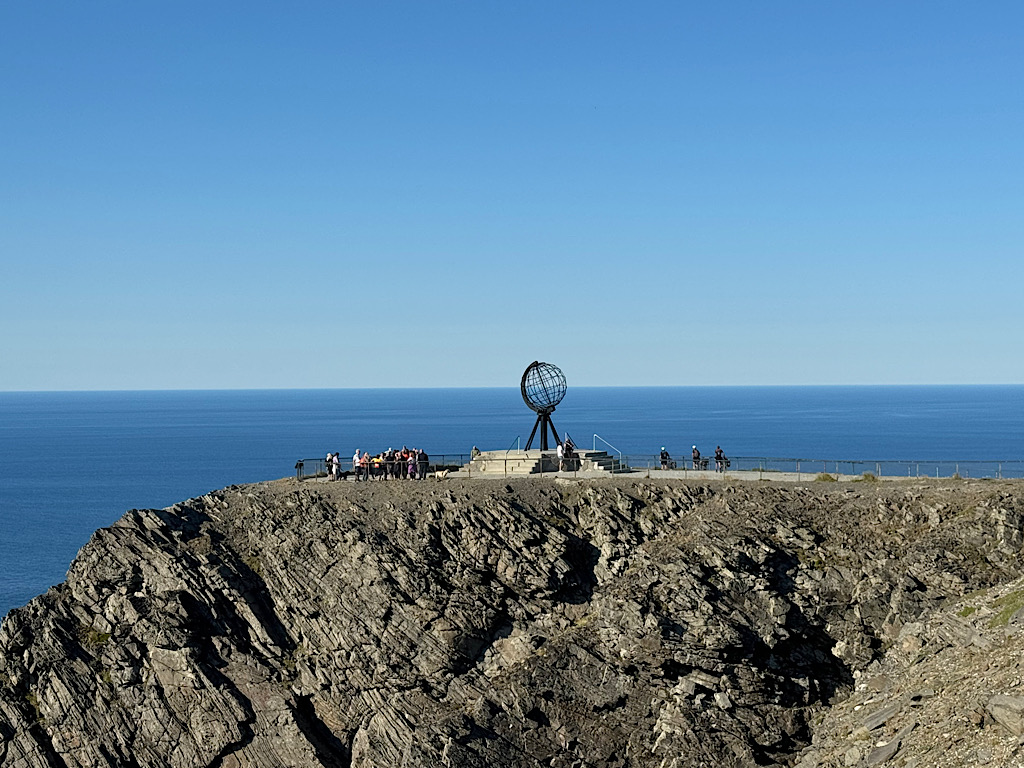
[7,675,69,768]
[25,722,68,768]
[206,717,257,768]
[551,536,600,605]
[98,742,143,768]
[291,695,353,767]
[449,613,513,676]
[525,706,550,726]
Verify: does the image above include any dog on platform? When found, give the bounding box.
[433,469,451,481]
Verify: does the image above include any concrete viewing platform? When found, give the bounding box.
[457,449,628,477]
[449,450,977,483]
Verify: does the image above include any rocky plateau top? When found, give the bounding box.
[3,476,1024,768]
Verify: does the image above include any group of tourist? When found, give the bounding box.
[659,445,729,472]
[323,447,430,481]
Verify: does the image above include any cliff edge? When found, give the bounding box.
[3,478,1024,767]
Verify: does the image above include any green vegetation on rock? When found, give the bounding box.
[79,624,110,649]
[988,589,1024,628]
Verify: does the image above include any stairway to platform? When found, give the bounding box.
[459,449,629,476]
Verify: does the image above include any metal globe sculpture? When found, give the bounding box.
[521,361,566,450]
[521,361,567,413]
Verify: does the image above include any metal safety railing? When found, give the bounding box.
[295,453,1024,482]
[501,436,522,477]
[295,454,469,481]
[624,455,1024,480]
[592,434,624,470]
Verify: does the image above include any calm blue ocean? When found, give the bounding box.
[2,386,1023,618]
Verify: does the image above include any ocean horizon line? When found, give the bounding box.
[3,383,1024,395]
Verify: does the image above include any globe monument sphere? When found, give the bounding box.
[521,361,566,451]
[521,361,567,413]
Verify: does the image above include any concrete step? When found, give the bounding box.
[462,449,631,476]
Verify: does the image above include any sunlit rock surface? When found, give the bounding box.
[2,477,1023,767]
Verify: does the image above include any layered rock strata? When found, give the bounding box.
[2,478,1023,767]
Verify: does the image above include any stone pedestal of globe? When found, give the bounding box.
[521,361,566,451]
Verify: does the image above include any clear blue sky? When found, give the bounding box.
[2,2,1022,389]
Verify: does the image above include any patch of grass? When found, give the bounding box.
[25,690,45,725]
[242,553,264,577]
[79,624,110,650]
[796,548,827,570]
[281,643,308,678]
[854,472,879,483]
[186,534,213,556]
[809,554,826,571]
[815,473,837,482]
[541,512,568,530]
[988,589,1024,628]
[957,605,977,618]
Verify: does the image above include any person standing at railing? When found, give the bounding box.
[714,446,726,473]
[352,449,362,481]
[331,452,341,481]
[692,445,701,470]
[418,448,429,480]
[565,440,577,471]
[660,447,673,470]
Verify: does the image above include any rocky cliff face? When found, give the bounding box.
[2,478,1024,767]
